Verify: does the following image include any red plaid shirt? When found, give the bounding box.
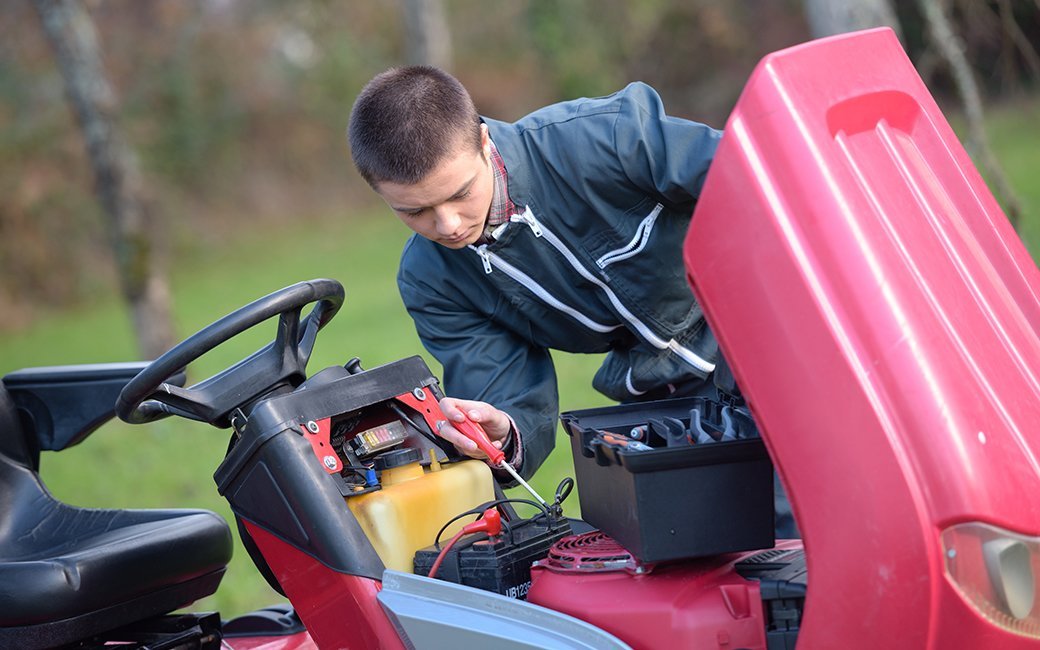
[482,138,517,241]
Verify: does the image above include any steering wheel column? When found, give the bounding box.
[116,279,344,428]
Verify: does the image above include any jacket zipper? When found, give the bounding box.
[470,244,620,334]
[596,203,663,269]
[510,211,543,237]
[510,206,716,375]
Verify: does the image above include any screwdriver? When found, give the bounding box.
[598,431,653,452]
[451,415,548,507]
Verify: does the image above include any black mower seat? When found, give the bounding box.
[0,381,233,649]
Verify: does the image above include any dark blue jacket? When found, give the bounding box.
[398,82,722,479]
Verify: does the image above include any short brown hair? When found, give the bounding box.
[348,66,482,186]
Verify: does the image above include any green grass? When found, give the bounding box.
[1,95,1037,618]
[983,98,1040,258]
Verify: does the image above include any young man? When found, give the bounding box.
[348,67,797,537]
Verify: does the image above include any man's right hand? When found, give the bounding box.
[436,396,512,461]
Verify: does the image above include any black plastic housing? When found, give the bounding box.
[214,355,457,580]
[561,397,775,563]
[736,548,807,650]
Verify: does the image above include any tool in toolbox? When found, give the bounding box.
[600,401,761,455]
[451,414,549,507]
[689,402,753,443]
[649,416,690,447]
[641,403,760,449]
[596,431,653,452]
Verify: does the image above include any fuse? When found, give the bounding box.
[351,420,407,457]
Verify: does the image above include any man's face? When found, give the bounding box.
[375,125,494,249]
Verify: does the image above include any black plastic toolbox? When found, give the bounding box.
[561,397,775,563]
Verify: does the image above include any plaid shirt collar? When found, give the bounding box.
[481,138,517,242]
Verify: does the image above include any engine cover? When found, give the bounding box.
[528,533,804,650]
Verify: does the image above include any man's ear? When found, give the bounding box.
[480,123,491,159]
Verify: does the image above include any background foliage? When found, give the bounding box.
[2,1,1038,327]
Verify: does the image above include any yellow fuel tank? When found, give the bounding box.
[347,451,496,573]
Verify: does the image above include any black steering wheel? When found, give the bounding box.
[116,279,344,427]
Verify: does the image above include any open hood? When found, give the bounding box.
[684,28,1040,647]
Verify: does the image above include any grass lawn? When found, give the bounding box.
[1,94,1037,618]
[982,97,1040,259]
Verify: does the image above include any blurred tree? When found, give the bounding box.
[961,0,1040,95]
[917,0,1024,228]
[803,0,904,41]
[400,0,453,69]
[994,0,1040,88]
[32,0,174,358]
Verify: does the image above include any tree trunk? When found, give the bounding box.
[400,0,453,70]
[33,0,175,359]
[917,0,1024,229]
[803,0,904,42]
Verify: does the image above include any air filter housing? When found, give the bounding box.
[537,531,648,574]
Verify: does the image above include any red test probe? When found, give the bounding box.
[451,415,549,507]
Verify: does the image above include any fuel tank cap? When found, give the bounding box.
[373,446,423,471]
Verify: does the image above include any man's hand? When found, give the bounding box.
[436,397,511,460]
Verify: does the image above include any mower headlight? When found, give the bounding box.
[942,522,1040,638]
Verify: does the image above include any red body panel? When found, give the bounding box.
[684,28,1040,647]
[527,542,806,650]
[243,521,405,650]
[224,632,317,650]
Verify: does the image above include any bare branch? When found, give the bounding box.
[915,47,942,87]
[916,0,1023,229]
[998,0,1040,84]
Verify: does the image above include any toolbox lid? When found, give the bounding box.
[684,28,1040,646]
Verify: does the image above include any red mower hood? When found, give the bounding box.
[685,28,1040,648]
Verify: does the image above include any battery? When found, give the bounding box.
[413,515,572,599]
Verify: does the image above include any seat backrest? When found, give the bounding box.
[2,362,156,454]
[0,383,37,471]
